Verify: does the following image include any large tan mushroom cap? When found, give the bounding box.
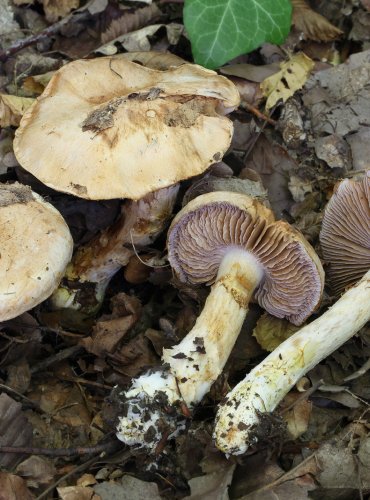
[168,192,324,325]
[320,172,370,294]
[14,57,240,200]
[0,183,73,321]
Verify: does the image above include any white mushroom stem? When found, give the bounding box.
[214,269,370,456]
[51,185,179,314]
[116,249,264,449]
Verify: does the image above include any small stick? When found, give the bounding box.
[0,440,116,457]
[280,379,324,415]
[30,345,83,374]
[241,101,277,125]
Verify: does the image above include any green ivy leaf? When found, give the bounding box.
[184,0,292,69]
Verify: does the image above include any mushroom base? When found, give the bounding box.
[214,269,370,455]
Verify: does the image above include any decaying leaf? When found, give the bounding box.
[101,3,162,44]
[23,71,55,95]
[43,0,80,22]
[291,0,343,42]
[93,475,161,500]
[0,472,33,500]
[261,53,315,110]
[0,393,33,469]
[16,456,56,489]
[0,94,35,127]
[184,465,235,500]
[252,313,300,352]
[96,23,184,55]
[57,485,101,500]
[281,393,312,439]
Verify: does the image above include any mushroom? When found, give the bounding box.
[50,184,179,314]
[13,55,239,315]
[13,56,240,200]
[115,191,324,450]
[0,183,73,321]
[214,173,370,455]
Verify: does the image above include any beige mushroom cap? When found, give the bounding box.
[168,192,324,325]
[320,172,370,294]
[0,183,73,321]
[14,57,240,200]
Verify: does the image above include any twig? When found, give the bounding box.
[0,10,89,62]
[35,445,131,500]
[241,101,277,126]
[344,358,370,382]
[30,345,83,374]
[280,379,324,414]
[0,383,43,413]
[0,439,117,457]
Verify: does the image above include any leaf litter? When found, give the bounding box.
[0,0,369,498]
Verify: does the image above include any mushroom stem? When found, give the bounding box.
[214,269,370,456]
[115,248,263,450]
[50,185,179,315]
[163,248,264,405]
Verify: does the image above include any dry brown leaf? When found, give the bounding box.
[261,53,315,110]
[220,63,280,83]
[57,486,101,500]
[16,456,56,489]
[291,0,343,42]
[252,313,300,352]
[101,4,162,44]
[0,94,35,127]
[23,71,55,96]
[0,393,33,469]
[43,0,80,22]
[0,472,33,500]
[281,393,312,439]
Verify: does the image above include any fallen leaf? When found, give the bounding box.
[288,175,313,202]
[93,475,161,499]
[43,0,79,22]
[22,71,55,95]
[58,485,101,500]
[16,456,56,489]
[96,23,183,55]
[184,465,235,500]
[101,3,162,43]
[0,94,35,127]
[291,0,343,42]
[252,313,300,352]
[220,62,280,83]
[0,393,33,469]
[261,53,315,110]
[0,472,33,500]
[281,393,312,439]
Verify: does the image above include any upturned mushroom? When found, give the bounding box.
[0,183,73,321]
[13,56,240,200]
[115,191,324,450]
[214,173,370,455]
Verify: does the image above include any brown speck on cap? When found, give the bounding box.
[320,172,370,295]
[168,191,324,325]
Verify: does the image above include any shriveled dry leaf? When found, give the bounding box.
[281,394,312,439]
[97,23,183,55]
[252,313,300,352]
[43,0,80,22]
[0,94,35,127]
[261,53,315,110]
[184,465,235,500]
[0,472,33,500]
[23,71,55,95]
[16,456,56,489]
[101,3,162,44]
[0,393,33,469]
[58,485,101,500]
[292,0,343,42]
[94,475,161,500]
[220,63,280,83]
[288,175,313,202]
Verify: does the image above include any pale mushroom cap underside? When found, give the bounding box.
[168,192,324,325]
[14,57,240,200]
[320,172,370,294]
[0,183,73,320]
